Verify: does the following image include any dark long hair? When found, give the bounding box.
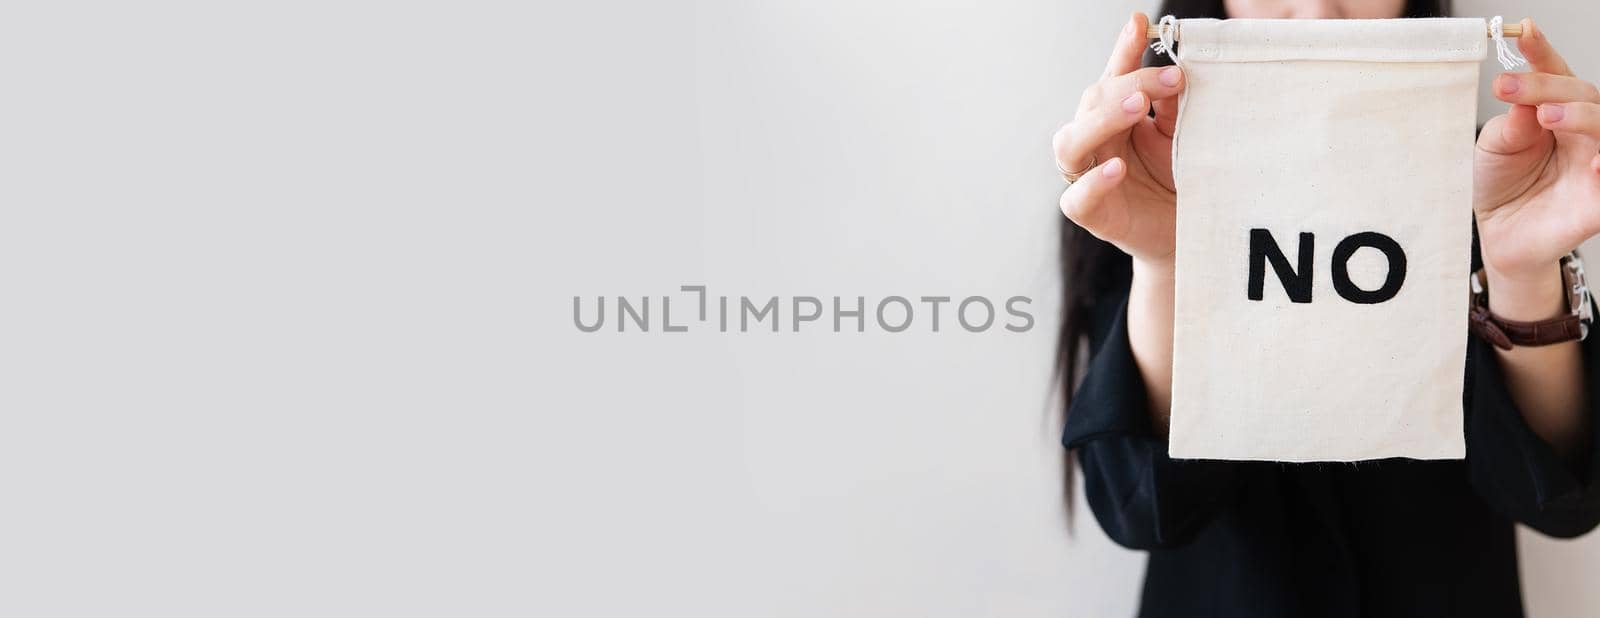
[1055,0,1449,492]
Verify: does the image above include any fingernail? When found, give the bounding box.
[1160,66,1182,87]
[1500,75,1520,94]
[1541,104,1565,123]
[1103,158,1124,178]
[1123,19,1134,38]
[1122,92,1145,113]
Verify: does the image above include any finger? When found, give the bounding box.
[1536,102,1600,139]
[1492,72,1599,106]
[1591,153,1600,175]
[1102,12,1150,79]
[1054,90,1149,172]
[1059,157,1127,235]
[1089,65,1185,108]
[1152,95,1178,137]
[1478,104,1547,156]
[1517,19,1573,77]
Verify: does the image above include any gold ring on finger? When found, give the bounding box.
[1059,155,1098,184]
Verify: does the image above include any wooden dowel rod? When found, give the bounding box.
[1145,22,1522,39]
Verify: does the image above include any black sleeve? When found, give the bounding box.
[1465,321,1600,538]
[1062,287,1243,550]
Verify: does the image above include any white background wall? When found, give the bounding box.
[0,1,1593,616]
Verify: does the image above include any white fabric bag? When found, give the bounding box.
[1166,18,1488,461]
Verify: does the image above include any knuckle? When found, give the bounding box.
[1522,74,1544,96]
[1111,71,1139,93]
[1052,123,1077,158]
[1082,82,1105,105]
[1074,120,1114,150]
[1076,112,1107,136]
[1131,67,1159,90]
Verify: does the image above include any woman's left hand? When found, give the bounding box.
[1476,19,1600,316]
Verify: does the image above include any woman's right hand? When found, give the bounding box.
[1052,11,1185,269]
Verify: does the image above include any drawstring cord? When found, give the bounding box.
[1490,16,1526,71]
[1149,15,1180,66]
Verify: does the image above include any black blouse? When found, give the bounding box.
[1063,269,1600,617]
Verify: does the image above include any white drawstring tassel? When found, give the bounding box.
[1149,15,1180,66]
[1490,16,1526,71]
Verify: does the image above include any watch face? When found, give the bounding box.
[1566,252,1593,336]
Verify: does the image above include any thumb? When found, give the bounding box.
[1153,96,1179,137]
[1059,157,1129,242]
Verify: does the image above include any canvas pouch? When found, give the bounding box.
[1165,18,1488,461]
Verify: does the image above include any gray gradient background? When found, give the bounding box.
[2,1,1595,616]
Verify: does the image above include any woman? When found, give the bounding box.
[1053,0,1600,616]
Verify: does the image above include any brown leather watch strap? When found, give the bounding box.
[1468,303,1583,350]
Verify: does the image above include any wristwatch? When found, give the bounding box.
[1469,251,1593,350]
